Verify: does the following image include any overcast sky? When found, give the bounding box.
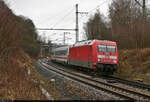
[5,0,112,45]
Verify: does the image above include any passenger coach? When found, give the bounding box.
[51,45,70,64]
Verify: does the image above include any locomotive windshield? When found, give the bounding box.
[98,45,116,52]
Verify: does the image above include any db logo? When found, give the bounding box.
[106,56,109,58]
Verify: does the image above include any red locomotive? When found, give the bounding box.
[51,40,119,75]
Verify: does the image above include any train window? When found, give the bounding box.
[98,45,116,52]
[55,50,67,56]
[98,45,107,52]
[107,46,116,52]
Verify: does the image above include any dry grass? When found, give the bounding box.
[26,58,62,100]
[0,49,63,100]
[0,0,62,100]
[0,49,46,100]
[114,48,150,83]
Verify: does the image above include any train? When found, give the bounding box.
[51,39,119,75]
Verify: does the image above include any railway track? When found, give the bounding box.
[39,59,150,100]
[104,76,150,91]
[43,58,150,91]
[44,58,150,92]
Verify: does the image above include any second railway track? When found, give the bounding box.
[38,59,150,100]
[105,76,150,91]
[46,58,150,92]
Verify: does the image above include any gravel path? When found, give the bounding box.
[33,61,117,100]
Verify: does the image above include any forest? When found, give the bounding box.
[84,0,150,49]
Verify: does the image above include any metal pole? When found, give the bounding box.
[76,4,79,42]
[64,32,66,45]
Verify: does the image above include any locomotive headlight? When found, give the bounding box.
[113,60,117,63]
[109,56,117,59]
[98,59,101,62]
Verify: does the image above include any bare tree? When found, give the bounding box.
[109,0,146,49]
[83,10,110,40]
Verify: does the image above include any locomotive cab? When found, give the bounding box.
[95,42,119,75]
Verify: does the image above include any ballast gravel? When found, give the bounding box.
[33,61,119,100]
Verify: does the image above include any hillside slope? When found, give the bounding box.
[115,48,150,83]
[0,49,46,99]
[0,0,57,100]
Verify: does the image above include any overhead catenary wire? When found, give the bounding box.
[37,7,75,42]
[86,0,110,16]
[60,19,76,29]
[39,5,74,25]
[76,0,110,25]
[52,7,75,28]
[39,0,110,30]
[38,0,111,44]
[54,0,110,42]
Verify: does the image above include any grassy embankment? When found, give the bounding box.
[115,48,150,83]
[0,0,61,100]
[0,49,62,100]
